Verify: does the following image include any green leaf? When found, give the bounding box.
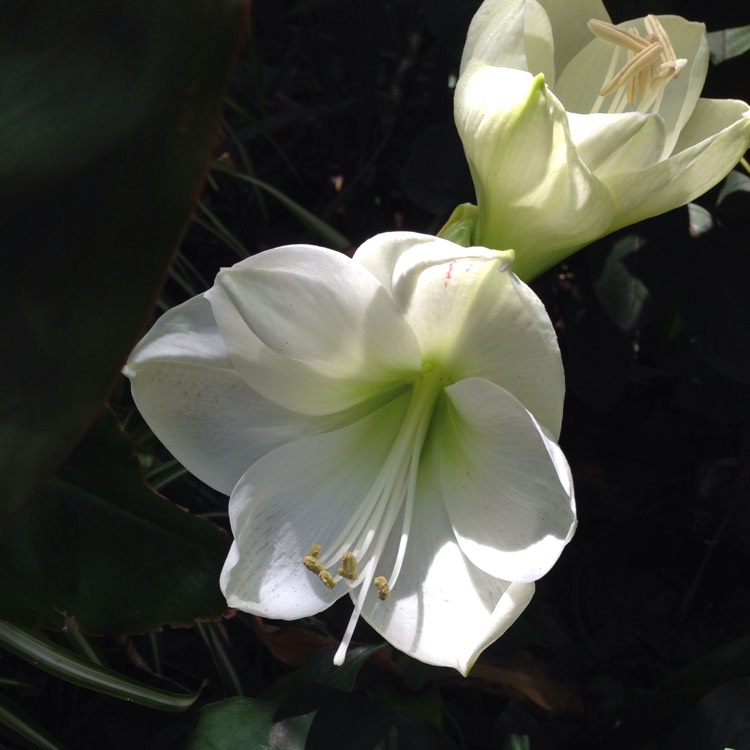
[687,203,714,237]
[716,171,750,207]
[708,26,750,64]
[0,0,248,520]
[186,697,312,750]
[0,691,66,750]
[0,409,230,634]
[188,689,459,750]
[0,621,203,713]
[591,234,651,333]
[264,645,384,699]
[661,679,750,750]
[187,645,456,748]
[212,163,352,251]
[608,635,750,748]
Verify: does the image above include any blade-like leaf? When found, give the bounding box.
[708,25,750,64]
[0,691,66,750]
[591,234,651,333]
[0,409,230,634]
[0,0,248,519]
[212,162,352,251]
[0,621,202,712]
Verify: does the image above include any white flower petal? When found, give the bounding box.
[361,490,535,676]
[609,99,750,228]
[536,0,610,74]
[207,245,421,416]
[125,295,383,495]
[649,16,708,159]
[438,377,576,583]
[673,97,750,152]
[455,63,615,280]
[359,236,564,437]
[220,391,410,619]
[567,110,666,181]
[460,0,555,82]
[352,232,499,293]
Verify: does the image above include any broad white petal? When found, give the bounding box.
[123,297,296,493]
[552,29,617,115]
[359,236,564,436]
[439,377,576,583]
[220,391,410,619]
[648,16,708,159]
[567,111,666,181]
[536,0,610,74]
[673,97,750,153]
[361,487,535,676]
[460,0,555,83]
[125,295,375,495]
[352,232,500,294]
[609,99,750,229]
[208,245,421,416]
[455,63,615,280]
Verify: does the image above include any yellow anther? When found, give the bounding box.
[303,543,336,588]
[303,554,324,575]
[373,576,390,601]
[318,569,336,589]
[338,551,359,581]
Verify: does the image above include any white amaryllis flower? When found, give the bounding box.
[449,0,750,281]
[124,232,576,675]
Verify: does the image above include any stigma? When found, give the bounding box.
[588,15,687,114]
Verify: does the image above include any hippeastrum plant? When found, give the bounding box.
[125,232,576,675]
[446,0,750,281]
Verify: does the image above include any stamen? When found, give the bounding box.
[588,18,650,52]
[318,570,336,589]
[625,27,644,106]
[645,14,687,80]
[657,58,687,79]
[645,14,676,64]
[588,14,688,113]
[303,544,337,589]
[599,41,663,98]
[326,369,446,667]
[374,576,391,600]
[338,551,359,581]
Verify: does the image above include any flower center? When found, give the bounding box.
[587,15,687,115]
[301,366,447,665]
